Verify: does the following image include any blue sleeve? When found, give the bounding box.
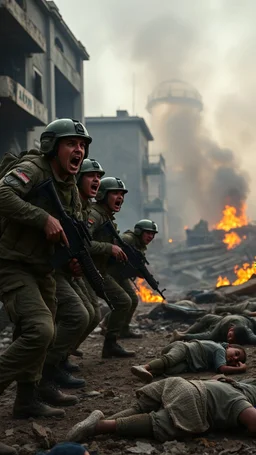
[214,347,227,371]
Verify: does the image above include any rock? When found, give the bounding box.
[32,422,52,449]
[5,429,14,437]
[19,444,38,455]
[127,441,154,454]
[88,441,100,454]
[84,391,101,397]
[2,338,11,343]
[162,440,189,455]
[103,390,115,398]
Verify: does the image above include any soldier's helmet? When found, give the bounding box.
[40,118,92,157]
[77,159,105,187]
[96,177,128,201]
[134,219,159,236]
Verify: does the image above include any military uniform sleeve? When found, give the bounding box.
[121,233,135,245]
[87,211,113,255]
[0,162,49,229]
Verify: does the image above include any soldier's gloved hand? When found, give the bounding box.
[69,258,82,277]
[44,215,69,247]
[111,244,128,262]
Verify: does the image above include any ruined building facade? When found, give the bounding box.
[0,0,88,156]
[86,110,168,244]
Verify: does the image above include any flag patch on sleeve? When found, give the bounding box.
[13,169,30,184]
[87,219,94,228]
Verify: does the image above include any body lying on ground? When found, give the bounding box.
[215,300,256,317]
[167,314,256,346]
[66,375,256,443]
[131,340,246,383]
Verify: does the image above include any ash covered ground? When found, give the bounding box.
[1,301,256,455]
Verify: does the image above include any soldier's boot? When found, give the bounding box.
[13,382,65,419]
[38,377,79,407]
[43,364,85,389]
[102,335,136,359]
[0,442,17,455]
[60,356,80,373]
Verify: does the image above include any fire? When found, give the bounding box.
[214,204,248,250]
[135,278,164,303]
[184,225,188,230]
[168,238,173,243]
[216,262,256,288]
[215,204,248,232]
[223,232,246,250]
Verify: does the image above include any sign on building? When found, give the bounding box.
[16,83,34,115]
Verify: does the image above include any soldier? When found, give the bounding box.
[0,118,91,418]
[62,159,105,369]
[102,219,158,339]
[87,177,136,358]
[165,313,256,348]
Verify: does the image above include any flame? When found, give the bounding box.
[135,278,164,303]
[223,232,246,250]
[184,225,188,230]
[216,262,256,287]
[215,204,248,231]
[168,238,173,243]
[214,204,248,250]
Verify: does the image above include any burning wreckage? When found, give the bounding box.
[134,203,256,327]
[167,203,256,293]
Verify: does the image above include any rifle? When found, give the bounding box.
[35,178,113,309]
[100,220,166,301]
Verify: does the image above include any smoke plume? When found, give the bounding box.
[55,0,256,233]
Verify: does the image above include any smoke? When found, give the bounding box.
[127,4,253,232]
[152,102,250,229]
[55,0,256,232]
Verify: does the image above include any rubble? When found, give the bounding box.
[220,277,256,296]
[167,223,256,289]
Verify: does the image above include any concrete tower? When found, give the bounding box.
[147,79,203,239]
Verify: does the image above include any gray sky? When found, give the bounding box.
[55,0,256,219]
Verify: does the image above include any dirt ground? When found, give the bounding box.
[1,303,256,455]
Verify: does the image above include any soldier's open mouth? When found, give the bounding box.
[69,154,83,171]
[91,183,98,191]
[70,157,81,166]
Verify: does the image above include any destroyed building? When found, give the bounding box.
[86,110,168,244]
[0,0,89,156]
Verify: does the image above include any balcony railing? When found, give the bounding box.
[143,197,166,213]
[143,154,165,175]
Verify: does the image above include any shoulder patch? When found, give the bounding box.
[87,219,95,228]
[15,169,30,184]
[10,169,30,184]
